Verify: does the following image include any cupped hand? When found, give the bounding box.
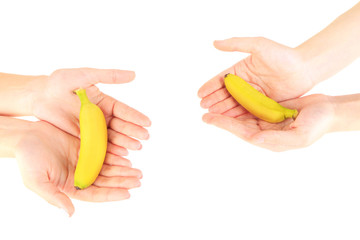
[32,68,151,154]
[198,37,315,114]
[15,120,143,217]
[202,94,335,152]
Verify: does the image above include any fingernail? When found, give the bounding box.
[124,192,131,200]
[137,143,142,150]
[144,119,152,127]
[200,100,209,109]
[202,114,212,124]
[143,132,150,140]
[213,40,225,46]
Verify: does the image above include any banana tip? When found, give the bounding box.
[73,88,84,95]
[293,109,299,119]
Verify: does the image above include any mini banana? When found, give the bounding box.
[74,89,107,190]
[224,73,298,123]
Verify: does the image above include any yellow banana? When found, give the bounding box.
[74,89,107,190]
[224,73,298,123]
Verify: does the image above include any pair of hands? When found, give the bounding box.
[15,68,151,216]
[9,37,351,216]
[198,37,336,151]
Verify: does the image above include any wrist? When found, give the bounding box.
[294,44,325,88]
[27,75,48,116]
[295,2,360,87]
[0,116,35,158]
[0,73,48,116]
[328,94,360,132]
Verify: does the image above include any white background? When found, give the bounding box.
[1,0,360,239]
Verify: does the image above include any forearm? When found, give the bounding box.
[0,73,47,116]
[330,94,360,132]
[0,116,33,158]
[296,2,360,85]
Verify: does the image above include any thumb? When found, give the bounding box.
[214,37,268,54]
[53,68,136,90]
[202,113,253,140]
[78,68,136,85]
[31,178,75,217]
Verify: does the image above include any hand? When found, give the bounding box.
[198,37,315,116]
[202,94,335,152]
[15,120,143,217]
[31,68,151,155]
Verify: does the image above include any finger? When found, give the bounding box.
[36,104,80,138]
[113,100,151,127]
[100,164,143,178]
[200,87,231,109]
[109,118,150,140]
[31,178,75,217]
[197,67,235,98]
[55,68,136,91]
[107,142,129,156]
[73,186,130,202]
[104,153,132,167]
[93,176,141,189]
[214,37,266,53]
[77,68,135,85]
[208,97,239,114]
[108,129,142,150]
[223,105,248,118]
[202,113,254,140]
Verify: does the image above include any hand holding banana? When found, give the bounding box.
[72,73,297,190]
[224,73,298,123]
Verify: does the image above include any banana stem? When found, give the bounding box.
[75,88,91,104]
[285,109,298,119]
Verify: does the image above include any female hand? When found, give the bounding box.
[199,1,360,115]
[15,120,143,217]
[198,37,315,111]
[202,94,336,152]
[31,68,151,155]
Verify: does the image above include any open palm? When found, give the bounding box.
[202,94,335,151]
[15,121,143,216]
[32,68,151,154]
[198,37,315,117]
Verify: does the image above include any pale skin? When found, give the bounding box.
[0,68,151,152]
[0,68,151,216]
[198,2,360,151]
[1,1,360,217]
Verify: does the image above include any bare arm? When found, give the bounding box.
[330,94,360,132]
[0,73,45,116]
[0,116,33,157]
[296,2,360,85]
